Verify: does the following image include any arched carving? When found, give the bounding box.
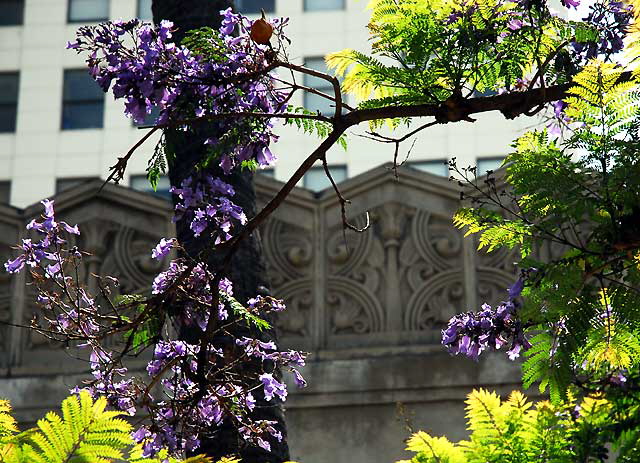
[411,210,463,271]
[272,279,313,338]
[262,219,313,287]
[327,277,384,334]
[326,223,374,277]
[476,268,516,308]
[108,226,166,294]
[404,271,465,331]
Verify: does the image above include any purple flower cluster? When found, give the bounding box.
[152,259,234,324]
[4,194,307,458]
[151,237,177,260]
[442,279,530,361]
[67,9,287,174]
[547,100,570,136]
[5,199,79,275]
[260,373,287,402]
[170,175,246,243]
[84,349,138,417]
[561,0,580,9]
[5,8,313,459]
[236,336,307,388]
[247,295,287,312]
[572,1,631,61]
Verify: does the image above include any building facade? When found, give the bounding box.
[0,0,534,207]
[0,169,528,463]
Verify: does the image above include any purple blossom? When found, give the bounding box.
[508,278,524,299]
[292,369,307,388]
[507,19,523,31]
[151,237,177,260]
[571,1,631,61]
[4,255,26,274]
[20,11,313,458]
[442,278,530,361]
[68,12,286,172]
[610,372,627,385]
[561,0,580,8]
[260,373,288,402]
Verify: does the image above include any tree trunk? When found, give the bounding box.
[151,2,290,461]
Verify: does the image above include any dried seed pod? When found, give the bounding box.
[250,18,273,45]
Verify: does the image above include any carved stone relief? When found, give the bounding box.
[261,218,314,340]
[399,210,465,331]
[3,169,544,362]
[327,276,384,334]
[100,225,167,295]
[326,211,384,336]
[404,271,464,331]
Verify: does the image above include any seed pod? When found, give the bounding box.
[250,18,273,45]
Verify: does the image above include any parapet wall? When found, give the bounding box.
[0,165,526,463]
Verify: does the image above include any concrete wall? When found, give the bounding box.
[0,167,526,462]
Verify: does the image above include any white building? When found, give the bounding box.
[0,0,534,207]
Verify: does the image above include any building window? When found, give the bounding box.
[304,0,345,11]
[133,106,161,127]
[0,181,10,204]
[61,69,105,130]
[303,57,334,116]
[235,0,275,14]
[303,165,347,192]
[0,0,24,26]
[56,177,98,193]
[137,0,152,21]
[131,174,172,200]
[0,73,19,133]
[477,157,504,174]
[407,160,449,177]
[68,0,109,23]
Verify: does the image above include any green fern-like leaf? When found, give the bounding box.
[0,400,18,439]
[220,292,271,331]
[21,390,132,463]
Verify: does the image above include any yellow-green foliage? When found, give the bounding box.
[0,401,17,439]
[326,0,572,116]
[0,392,212,463]
[452,57,640,402]
[453,207,532,257]
[397,389,611,463]
[565,60,640,137]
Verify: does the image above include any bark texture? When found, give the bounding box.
[151,2,290,461]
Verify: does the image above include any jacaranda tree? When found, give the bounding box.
[4,0,640,461]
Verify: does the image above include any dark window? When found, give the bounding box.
[61,69,104,130]
[67,0,109,23]
[236,0,275,14]
[56,177,99,193]
[131,174,171,200]
[137,0,152,21]
[0,0,24,26]
[304,0,345,11]
[133,106,161,127]
[303,165,347,192]
[0,181,10,204]
[0,72,19,133]
[406,160,449,176]
[477,157,504,174]
[303,57,334,116]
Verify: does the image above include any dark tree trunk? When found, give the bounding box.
[151,2,290,462]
